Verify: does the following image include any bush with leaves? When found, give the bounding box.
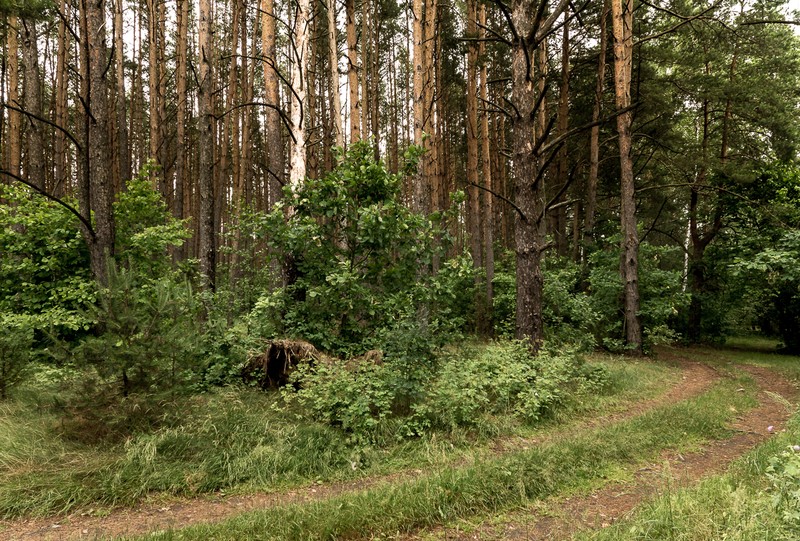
[767,446,800,530]
[250,142,459,356]
[491,252,598,348]
[0,184,94,333]
[0,314,34,399]
[424,341,609,429]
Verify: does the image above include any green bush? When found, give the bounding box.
[248,141,466,358]
[0,184,94,334]
[0,314,34,399]
[766,446,800,530]
[73,264,202,398]
[281,361,394,445]
[491,252,598,348]
[425,341,609,428]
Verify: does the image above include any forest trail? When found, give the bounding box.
[407,363,798,540]
[0,354,793,541]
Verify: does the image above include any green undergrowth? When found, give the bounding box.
[0,351,673,519]
[130,376,756,540]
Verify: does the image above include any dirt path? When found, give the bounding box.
[416,363,798,540]
[0,359,735,541]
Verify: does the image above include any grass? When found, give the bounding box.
[129,375,757,540]
[0,350,675,520]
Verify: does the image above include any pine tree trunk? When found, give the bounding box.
[326,0,344,148]
[198,0,216,288]
[345,0,360,143]
[21,19,44,190]
[611,0,642,353]
[7,16,21,177]
[261,0,284,205]
[114,0,131,190]
[584,0,609,258]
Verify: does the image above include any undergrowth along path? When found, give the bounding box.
[0,359,719,541]
[406,361,798,540]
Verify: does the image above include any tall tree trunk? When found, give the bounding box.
[261,0,284,206]
[466,0,485,331]
[288,0,311,188]
[584,0,609,258]
[81,0,116,283]
[326,0,344,148]
[611,0,641,353]
[553,12,569,257]
[175,0,189,259]
[345,0,360,143]
[54,0,69,196]
[198,0,216,288]
[411,0,426,213]
[114,0,131,190]
[147,0,160,185]
[7,16,21,177]
[21,19,44,189]
[479,3,494,331]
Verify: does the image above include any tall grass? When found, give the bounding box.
[0,355,674,519]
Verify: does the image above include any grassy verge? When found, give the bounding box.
[130,376,756,540]
[0,353,674,519]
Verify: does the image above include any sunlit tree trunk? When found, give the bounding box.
[288,0,311,188]
[261,0,284,207]
[114,0,131,191]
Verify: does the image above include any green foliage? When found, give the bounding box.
[0,184,94,333]
[281,362,394,445]
[733,229,800,354]
[767,446,800,530]
[114,165,191,280]
[72,264,202,397]
[250,141,459,356]
[0,314,33,399]
[425,342,610,429]
[588,240,688,351]
[280,341,610,444]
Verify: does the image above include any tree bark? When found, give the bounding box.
[114,0,131,190]
[326,0,344,149]
[611,0,641,353]
[479,3,494,331]
[21,19,44,190]
[345,0,360,143]
[7,16,21,177]
[261,0,284,205]
[198,0,216,288]
[584,0,609,258]
[288,0,311,188]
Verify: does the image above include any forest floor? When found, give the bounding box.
[1,346,797,541]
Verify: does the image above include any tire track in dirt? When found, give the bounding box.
[419,362,797,541]
[0,360,719,541]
